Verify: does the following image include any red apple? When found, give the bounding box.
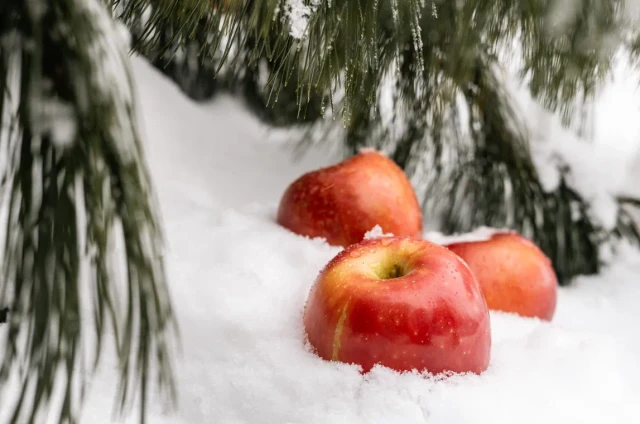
[303,236,491,375]
[445,231,557,321]
[277,150,422,247]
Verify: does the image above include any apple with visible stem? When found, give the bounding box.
[303,236,491,375]
[276,150,422,247]
[445,231,558,321]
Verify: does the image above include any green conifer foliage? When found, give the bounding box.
[117,0,640,283]
[1,1,176,423]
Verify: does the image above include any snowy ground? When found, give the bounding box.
[14,56,640,423]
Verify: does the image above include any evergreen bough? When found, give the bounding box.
[1,1,175,423]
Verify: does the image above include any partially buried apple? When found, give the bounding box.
[303,236,491,375]
[276,150,422,247]
[445,231,557,321]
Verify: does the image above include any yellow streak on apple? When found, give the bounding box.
[332,301,350,361]
[325,239,424,362]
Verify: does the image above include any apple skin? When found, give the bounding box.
[303,236,491,375]
[445,231,558,321]
[276,150,422,247]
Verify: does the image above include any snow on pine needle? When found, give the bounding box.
[285,0,321,40]
[0,0,176,423]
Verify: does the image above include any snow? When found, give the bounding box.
[284,0,320,40]
[61,56,640,423]
[494,40,640,233]
[2,52,640,422]
[363,225,394,240]
[33,96,77,148]
[504,73,625,231]
[77,0,142,163]
[424,227,510,246]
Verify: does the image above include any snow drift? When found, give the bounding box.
[4,56,640,424]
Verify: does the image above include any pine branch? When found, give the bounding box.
[0,1,177,423]
[113,0,633,126]
[617,195,640,208]
[614,202,640,246]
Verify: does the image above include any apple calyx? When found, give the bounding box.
[371,252,410,280]
[377,263,406,280]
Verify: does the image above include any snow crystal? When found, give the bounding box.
[30,57,640,424]
[285,0,320,39]
[356,146,385,156]
[32,96,78,148]
[50,115,77,147]
[363,225,394,240]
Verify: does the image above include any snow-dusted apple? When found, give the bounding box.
[303,236,491,375]
[446,231,558,321]
[276,150,422,246]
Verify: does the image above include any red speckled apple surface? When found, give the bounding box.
[447,232,558,321]
[304,236,491,375]
[277,150,423,246]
